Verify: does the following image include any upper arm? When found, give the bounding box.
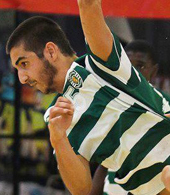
[78,0,113,61]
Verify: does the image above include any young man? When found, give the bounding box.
[89,40,170,195]
[6,1,170,194]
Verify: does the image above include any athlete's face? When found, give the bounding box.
[10,44,57,94]
[126,51,157,81]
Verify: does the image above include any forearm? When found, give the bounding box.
[54,137,92,195]
[89,165,107,195]
[77,0,113,62]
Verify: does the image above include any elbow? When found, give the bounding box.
[78,187,92,195]
[72,182,92,195]
[82,183,92,195]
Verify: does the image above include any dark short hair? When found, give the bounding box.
[6,16,75,58]
[125,40,157,65]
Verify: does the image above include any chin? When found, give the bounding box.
[40,89,49,94]
[43,88,55,94]
[38,84,56,94]
[36,86,47,94]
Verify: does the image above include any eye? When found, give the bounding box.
[20,61,29,68]
[134,62,146,70]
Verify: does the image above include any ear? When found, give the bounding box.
[43,42,59,62]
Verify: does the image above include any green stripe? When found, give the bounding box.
[108,171,116,184]
[104,32,122,71]
[120,155,170,191]
[75,55,86,68]
[116,119,170,191]
[68,86,119,154]
[74,65,90,81]
[126,67,140,90]
[88,56,166,116]
[128,74,165,115]
[103,193,109,195]
[157,89,170,104]
[88,56,127,88]
[88,56,141,94]
[90,103,146,163]
[117,119,170,177]
[112,31,121,58]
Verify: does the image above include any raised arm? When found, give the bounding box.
[78,0,113,61]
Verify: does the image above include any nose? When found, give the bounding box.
[18,69,29,84]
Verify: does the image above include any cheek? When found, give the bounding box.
[141,70,150,80]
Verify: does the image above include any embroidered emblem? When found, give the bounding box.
[68,70,83,89]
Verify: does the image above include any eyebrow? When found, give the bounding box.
[15,57,27,65]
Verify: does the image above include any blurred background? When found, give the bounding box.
[0,0,170,195]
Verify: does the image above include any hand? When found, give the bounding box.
[161,165,170,192]
[165,114,170,118]
[48,97,74,148]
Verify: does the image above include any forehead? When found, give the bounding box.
[10,44,36,66]
[126,51,149,62]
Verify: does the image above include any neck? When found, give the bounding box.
[53,54,78,93]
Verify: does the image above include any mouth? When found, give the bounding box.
[27,81,37,87]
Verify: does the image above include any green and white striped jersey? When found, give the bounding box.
[103,169,127,195]
[103,91,170,195]
[44,32,170,195]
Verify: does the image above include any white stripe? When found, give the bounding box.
[115,134,170,195]
[133,66,141,82]
[153,87,170,114]
[85,56,166,120]
[150,85,170,114]
[65,73,103,136]
[89,45,132,85]
[113,37,121,63]
[115,133,170,184]
[101,112,163,171]
[78,94,132,161]
[104,178,128,195]
[162,97,170,114]
[130,173,165,195]
[44,106,53,123]
[104,172,164,195]
[104,169,165,195]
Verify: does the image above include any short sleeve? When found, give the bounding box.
[85,32,141,90]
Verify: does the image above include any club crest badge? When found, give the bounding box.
[68,70,83,89]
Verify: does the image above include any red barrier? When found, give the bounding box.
[0,0,169,19]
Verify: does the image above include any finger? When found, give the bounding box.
[49,107,74,119]
[48,117,61,127]
[56,96,73,104]
[54,102,74,111]
[165,113,170,118]
[50,105,74,115]
[161,165,170,192]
